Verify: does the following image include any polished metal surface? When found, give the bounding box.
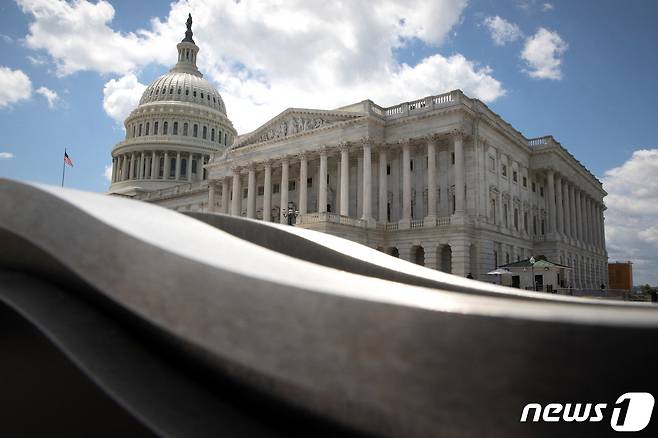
[1,178,657,437]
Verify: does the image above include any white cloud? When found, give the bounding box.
[0,152,15,160]
[0,66,32,108]
[483,16,523,46]
[104,164,113,181]
[19,0,506,133]
[542,3,554,11]
[35,86,58,108]
[521,27,568,80]
[603,149,658,285]
[102,74,146,125]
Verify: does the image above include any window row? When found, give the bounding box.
[127,120,232,145]
[146,85,222,110]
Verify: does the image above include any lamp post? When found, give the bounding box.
[282,201,299,226]
[530,256,536,291]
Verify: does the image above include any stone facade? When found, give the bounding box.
[120,24,608,290]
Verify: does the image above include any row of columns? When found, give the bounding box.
[111,151,208,184]
[545,169,605,252]
[209,134,466,224]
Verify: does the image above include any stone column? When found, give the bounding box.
[583,195,591,246]
[357,154,363,218]
[247,164,256,219]
[299,154,308,215]
[163,151,169,179]
[319,149,327,213]
[545,170,556,236]
[555,174,564,237]
[361,140,373,221]
[401,141,411,222]
[263,161,272,221]
[208,182,216,213]
[453,132,465,215]
[280,157,289,224]
[187,154,193,182]
[574,189,582,244]
[198,155,205,181]
[111,157,116,183]
[137,152,144,179]
[151,151,157,180]
[378,146,388,223]
[175,152,181,180]
[128,152,135,180]
[569,183,576,240]
[339,143,349,216]
[426,137,437,220]
[231,167,241,216]
[221,178,229,214]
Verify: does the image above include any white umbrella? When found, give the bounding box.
[487,268,513,275]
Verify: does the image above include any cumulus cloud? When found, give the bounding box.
[521,27,568,80]
[483,16,523,46]
[35,86,58,108]
[603,149,658,285]
[542,3,554,11]
[19,0,506,133]
[102,74,146,125]
[0,66,32,108]
[0,152,15,160]
[104,164,113,181]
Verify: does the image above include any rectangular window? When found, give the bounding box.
[288,180,296,191]
[522,176,527,187]
[257,186,264,196]
[513,170,518,183]
[224,133,227,145]
[145,122,150,135]
[183,123,188,136]
[273,183,280,194]
[173,122,178,135]
[514,208,519,230]
[501,164,507,177]
[540,186,544,197]
[524,212,528,231]
[193,124,198,137]
[451,152,455,165]
[154,122,159,135]
[531,181,536,192]
[202,126,207,139]
[425,156,428,169]
[138,124,142,136]
[211,129,215,142]
[410,160,414,172]
[386,164,391,175]
[488,156,495,171]
[307,177,313,188]
[243,188,248,198]
[191,161,197,174]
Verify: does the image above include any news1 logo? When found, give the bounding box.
[520,392,655,432]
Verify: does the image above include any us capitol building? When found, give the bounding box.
[109,16,608,289]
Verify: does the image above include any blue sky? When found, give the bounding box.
[1,0,657,284]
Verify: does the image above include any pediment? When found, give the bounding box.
[235,108,364,148]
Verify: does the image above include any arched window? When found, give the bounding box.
[211,128,215,142]
[218,130,222,143]
[173,122,178,135]
[200,92,204,99]
[181,158,187,177]
[193,124,198,137]
[145,122,150,135]
[202,126,207,139]
[138,124,142,136]
[183,123,188,136]
[132,125,136,138]
[161,88,165,94]
[177,88,181,94]
[185,88,189,96]
[154,121,159,135]
[169,88,173,94]
[224,132,227,145]
[193,90,197,97]
[162,121,168,135]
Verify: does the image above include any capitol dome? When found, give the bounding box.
[108,14,237,197]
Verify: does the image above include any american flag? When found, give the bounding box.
[64,151,73,167]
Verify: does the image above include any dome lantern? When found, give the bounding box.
[171,13,202,77]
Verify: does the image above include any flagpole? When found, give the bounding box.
[61,147,66,187]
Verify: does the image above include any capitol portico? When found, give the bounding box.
[111,16,608,291]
